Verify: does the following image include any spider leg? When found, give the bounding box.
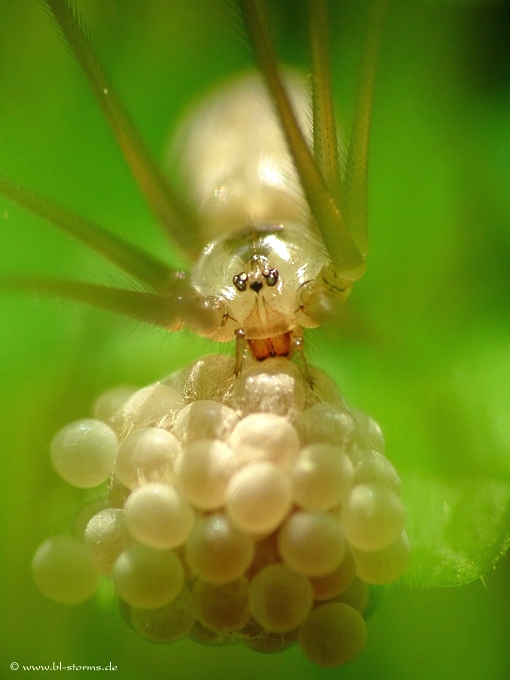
[43,0,201,260]
[0,275,227,337]
[239,0,386,323]
[0,176,174,293]
[238,0,364,281]
[303,0,386,322]
[310,0,343,202]
[343,0,387,259]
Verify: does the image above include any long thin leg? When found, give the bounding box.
[43,0,200,260]
[0,275,227,336]
[343,0,387,258]
[310,0,342,200]
[0,176,174,293]
[1,2,229,339]
[237,0,365,286]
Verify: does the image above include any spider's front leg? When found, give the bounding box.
[296,263,363,327]
[240,0,385,327]
[166,275,230,337]
[0,269,229,339]
[0,173,228,338]
[300,0,386,325]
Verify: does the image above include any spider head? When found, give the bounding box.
[192,224,329,342]
[232,256,279,295]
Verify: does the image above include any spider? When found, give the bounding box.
[0,0,384,370]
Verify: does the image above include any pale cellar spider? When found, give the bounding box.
[3,0,507,673]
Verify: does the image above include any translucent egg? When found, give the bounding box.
[172,400,239,445]
[308,550,356,601]
[32,536,98,604]
[111,383,183,435]
[129,585,195,643]
[115,427,180,489]
[301,366,344,408]
[351,408,385,452]
[337,577,370,615]
[72,497,107,538]
[298,603,367,668]
[177,439,236,510]
[185,514,255,584]
[294,403,358,451]
[228,413,300,467]
[50,419,118,488]
[247,564,313,633]
[225,462,292,534]
[124,483,195,549]
[230,358,305,420]
[350,531,410,584]
[342,483,406,552]
[192,577,251,632]
[111,544,184,609]
[351,449,401,493]
[277,510,346,577]
[84,508,131,575]
[290,443,354,510]
[171,354,236,403]
[91,386,137,422]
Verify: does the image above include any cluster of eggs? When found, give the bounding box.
[32,354,409,668]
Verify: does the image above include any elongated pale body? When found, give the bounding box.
[171,70,312,238]
[169,72,331,347]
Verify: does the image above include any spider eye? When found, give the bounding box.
[233,272,248,292]
[264,268,279,287]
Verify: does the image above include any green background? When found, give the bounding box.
[1,0,510,677]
